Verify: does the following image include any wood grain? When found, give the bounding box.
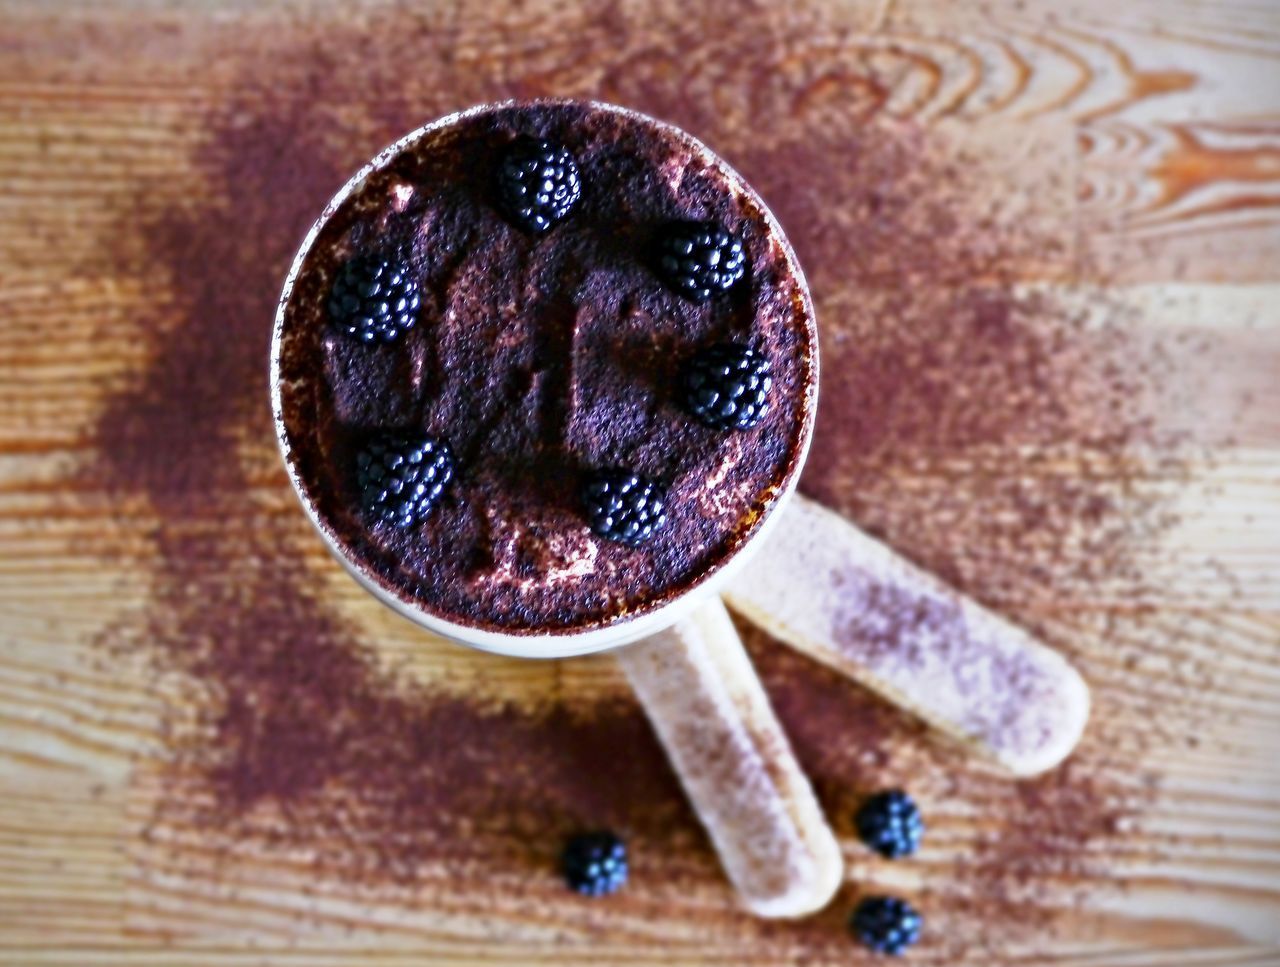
[1,0,1278,964]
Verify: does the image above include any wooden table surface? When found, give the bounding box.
[2,1,1278,964]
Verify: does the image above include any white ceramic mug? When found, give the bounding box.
[270,100,818,659]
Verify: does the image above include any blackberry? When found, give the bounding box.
[328,254,421,344]
[850,896,922,956]
[856,790,924,859]
[682,343,772,431]
[561,831,628,896]
[498,136,581,233]
[582,469,667,547]
[655,221,746,301]
[356,434,454,528]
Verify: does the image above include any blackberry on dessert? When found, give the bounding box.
[656,220,747,301]
[274,101,816,634]
[497,135,582,233]
[356,434,455,529]
[328,253,421,344]
[582,469,667,546]
[682,343,772,431]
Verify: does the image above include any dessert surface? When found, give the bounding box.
[275,100,816,633]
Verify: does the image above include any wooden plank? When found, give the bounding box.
[0,0,1278,963]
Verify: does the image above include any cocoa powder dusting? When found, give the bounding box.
[79,3,1199,960]
[737,121,1169,614]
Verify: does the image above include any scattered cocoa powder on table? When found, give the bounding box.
[77,6,1194,960]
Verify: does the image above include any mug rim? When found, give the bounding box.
[269,98,819,658]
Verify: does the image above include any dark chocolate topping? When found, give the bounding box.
[275,101,816,634]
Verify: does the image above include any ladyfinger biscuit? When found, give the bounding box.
[724,496,1090,776]
[617,597,844,917]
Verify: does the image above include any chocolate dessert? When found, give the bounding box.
[274,100,817,634]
